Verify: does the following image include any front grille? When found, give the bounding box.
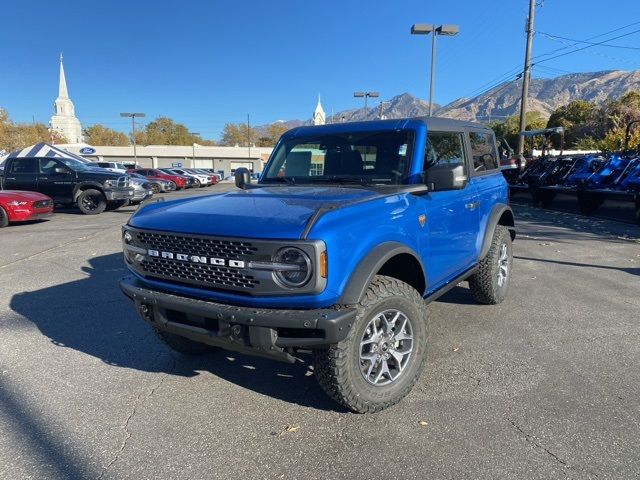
[135,231,259,290]
[33,199,52,208]
[141,258,259,289]
[118,176,130,187]
[137,232,257,259]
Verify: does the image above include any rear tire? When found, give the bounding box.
[312,275,428,413]
[469,225,513,305]
[153,329,217,355]
[77,189,107,215]
[0,206,9,228]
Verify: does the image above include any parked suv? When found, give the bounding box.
[120,118,515,412]
[2,156,133,214]
[94,161,128,174]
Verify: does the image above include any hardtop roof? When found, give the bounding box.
[286,116,491,137]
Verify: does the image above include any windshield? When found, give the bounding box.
[262,130,415,185]
[58,157,94,171]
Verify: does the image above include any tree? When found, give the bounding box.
[488,111,547,153]
[84,124,130,146]
[546,100,597,148]
[134,117,215,146]
[0,108,67,152]
[220,122,258,147]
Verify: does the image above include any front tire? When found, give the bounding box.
[153,329,217,356]
[312,275,428,413]
[0,206,9,228]
[469,225,513,305]
[77,189,107,215]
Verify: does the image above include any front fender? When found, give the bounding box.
[338,242,425,304]
[73,181,105,200]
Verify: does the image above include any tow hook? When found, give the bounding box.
[138,303,153,322]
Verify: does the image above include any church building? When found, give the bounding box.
[313,95,325,125]
[50,54,84,144]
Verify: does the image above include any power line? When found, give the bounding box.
[532,20,640,61]
[538,31,640,50]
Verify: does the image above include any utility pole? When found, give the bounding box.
[247,114,251,159]
[517,0,536,155]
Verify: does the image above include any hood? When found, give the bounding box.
[129,186,381,239]
[0,190,51,202]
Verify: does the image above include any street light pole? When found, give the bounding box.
[411,23,459,116]
[353,91,380,117]
[120,112,145,164]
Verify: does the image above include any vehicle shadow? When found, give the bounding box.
[434,285,477,305]
[515,255,640,277]
[9,253,344,412]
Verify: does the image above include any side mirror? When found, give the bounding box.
[234,167,251,189]
[54,167,68,175]
[425,163,467,191]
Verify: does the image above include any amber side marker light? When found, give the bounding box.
[320,251,328,278]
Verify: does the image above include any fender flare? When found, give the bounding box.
[338,242,426,305]
[480,203,515,259]
[73,182,105,201]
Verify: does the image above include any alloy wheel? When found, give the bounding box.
[497,243,509,287]
[359,309,414,386]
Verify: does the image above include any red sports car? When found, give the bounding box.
[0,190,54,227]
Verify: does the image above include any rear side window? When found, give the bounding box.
[469,131,499,172]
[424,132,466,170]
[9,158,37,174]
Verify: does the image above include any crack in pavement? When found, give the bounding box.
[508,418,568,473]
[96,354,176,480]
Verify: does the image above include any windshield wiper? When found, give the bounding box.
[263,176,295,185]
[310,176,371,186]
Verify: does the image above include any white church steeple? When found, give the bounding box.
[50,53,83,143]
[313,94,325,125]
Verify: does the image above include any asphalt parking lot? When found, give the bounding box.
[1,185,639,480]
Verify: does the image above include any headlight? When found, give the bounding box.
[7,200,28,206]
[273,247,312,287]
[104,179,117,188]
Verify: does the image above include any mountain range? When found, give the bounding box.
[261,70,640,129]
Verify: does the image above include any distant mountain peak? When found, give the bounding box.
[437,69,640,122]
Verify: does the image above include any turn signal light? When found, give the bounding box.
[320,251,328,278]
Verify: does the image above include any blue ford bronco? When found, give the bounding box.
[120,117,515,412]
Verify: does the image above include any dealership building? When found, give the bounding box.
[58,144,273,176]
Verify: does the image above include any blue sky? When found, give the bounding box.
[1,0,639,140]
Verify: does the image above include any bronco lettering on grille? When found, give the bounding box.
[147,249,246,268]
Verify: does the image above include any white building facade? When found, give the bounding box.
[50,54,83,144]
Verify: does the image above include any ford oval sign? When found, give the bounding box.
[79,147,96,155]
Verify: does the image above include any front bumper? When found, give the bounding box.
[120,275,357,363]
[105,187,135,201]
[8,207,54,222]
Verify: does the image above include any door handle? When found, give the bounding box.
[465,201,480,210]
[6,177,16,180]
